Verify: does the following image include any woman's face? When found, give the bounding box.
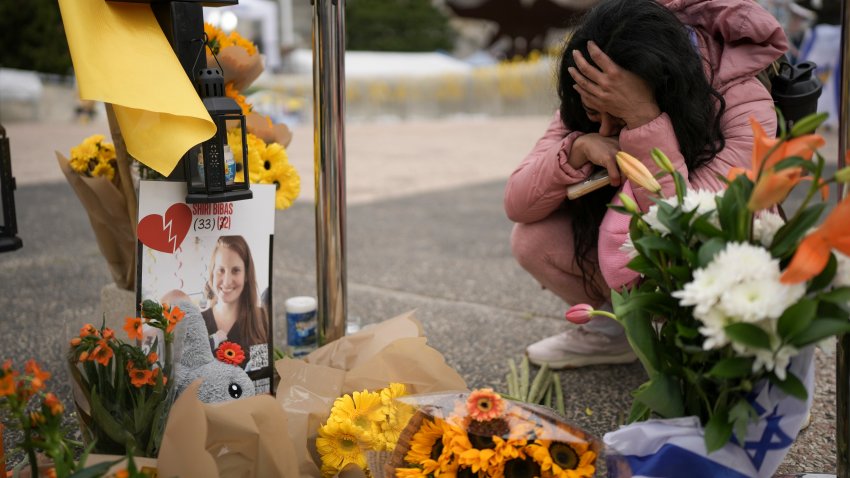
[582,102,625,137]
[212,247,245,304]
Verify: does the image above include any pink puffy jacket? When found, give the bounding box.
[504,0,788,291]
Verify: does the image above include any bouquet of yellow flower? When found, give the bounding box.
[386,389,599,478]
[316,383,416,478]
[67,300,184,458]
[56,133,136,290]
[226,129,300,210]
[67,135,117,181]
[203,22,263,92]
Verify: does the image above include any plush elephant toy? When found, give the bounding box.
[167,297,255,403]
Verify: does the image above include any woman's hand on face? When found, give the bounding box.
[571,133,622,187]
[568,41,661,129]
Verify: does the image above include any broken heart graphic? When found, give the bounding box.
[137,203,192,254]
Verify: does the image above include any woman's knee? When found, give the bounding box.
[511,221,570,272]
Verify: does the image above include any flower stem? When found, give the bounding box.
[590,310,617,320]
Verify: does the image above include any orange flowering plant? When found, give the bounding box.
[67,300,184,457]
[600,111,850,456]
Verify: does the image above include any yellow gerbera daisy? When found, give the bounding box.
[330,390,385,440]
[92,161,115,181]
[316,419,368,477]
[261,160,300,210]
[380,383,414,450]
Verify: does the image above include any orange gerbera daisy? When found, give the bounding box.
[467,388,506,422]
[128,368,154,388]
[216,341,246,366]
[781,194,850,283]
[124,317,144,340]
[90,339,114,366]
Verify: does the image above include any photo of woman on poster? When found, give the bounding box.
[203,235,270,372]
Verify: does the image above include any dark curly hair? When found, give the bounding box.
[557,0,726,301]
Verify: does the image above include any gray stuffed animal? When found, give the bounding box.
[168,297,255,403]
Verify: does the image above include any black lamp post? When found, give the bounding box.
[0,124,22,253]
[184,55,252,204]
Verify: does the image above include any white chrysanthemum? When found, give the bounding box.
[697,308,732,350]
[832,251,850,288]
[752,212,785,247]
[642,204,671,235]
[672,262,733,316]
[718,279,796,322]
[619,236,638,260]
[751,344,798,381]
[711,242,780,283]
[682,189,722,215]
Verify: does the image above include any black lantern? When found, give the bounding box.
[0,124,22,252]
[184,41,252,203]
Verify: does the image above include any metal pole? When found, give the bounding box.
[837,0,850,475]
[312,0,347,344]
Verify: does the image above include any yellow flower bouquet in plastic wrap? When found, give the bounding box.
[384,389,602,478]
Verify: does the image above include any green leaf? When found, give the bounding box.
[675,321,700,339]
[90,387,137,449]
[729,400,757,444]
[635,235,679,255]
[704,408,733,453]
[777,298,817,340]
[818,287,850,305]
[725,323,772,350]
[692,213,724,238]
[698,238,726,268]
[790,318,850,347]
[790,111,829,137]
[772,156,816,174]
[633,373,684,418]
[770,203,826,257]
[769,371,808,400]
[808,253,838,292]
[627,397,652,423]
[708,357,755,378]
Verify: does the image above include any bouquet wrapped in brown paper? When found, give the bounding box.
[157,381,300,478]
[56,106,137,290]
[276,310,468,478]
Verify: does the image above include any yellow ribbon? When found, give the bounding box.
[58,0,216,176]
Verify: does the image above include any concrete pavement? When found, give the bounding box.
[0,112,842,474]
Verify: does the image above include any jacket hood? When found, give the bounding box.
[659,0,789,88]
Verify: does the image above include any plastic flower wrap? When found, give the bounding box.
[227,129,300,210]
[385,389,602,478]
[316,383,416,478]
[68,300,185,457]
[68,134,118,181]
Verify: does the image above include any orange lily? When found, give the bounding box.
[781,195,850,283]
[728,117,825,211]
[616,151,661,193]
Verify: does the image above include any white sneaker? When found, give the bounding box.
[526,325,637,369]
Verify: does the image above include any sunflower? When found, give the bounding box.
[404,417,445,474]
[466,388,505,422]
[526,439,596,478]
[316,419,369,477]
[216,342,246,366]
[395,467,429,478]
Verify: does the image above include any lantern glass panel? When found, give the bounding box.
[188,144,206,190]
[223,116,245,186]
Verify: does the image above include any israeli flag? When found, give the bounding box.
[604,346,815,478]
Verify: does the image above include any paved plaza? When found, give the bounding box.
[0,98,843,473]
